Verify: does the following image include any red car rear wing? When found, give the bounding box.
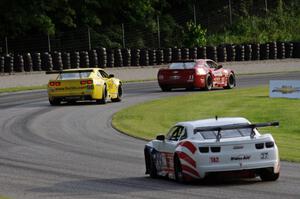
[46,69,94,74]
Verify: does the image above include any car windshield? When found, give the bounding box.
[169,62,195,69]
[198,128,252,139]
[57,72,91,80]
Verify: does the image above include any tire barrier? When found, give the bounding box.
[13,54,24,72]
[172,48,181,62]
[97,47,107,68]
[293,42,300,58]
[244,44,252,61]
[131,48,140,66]
[189,47,197,59]
[140,48,149,66]
[53,51,63,71]
[269,42,277,59]
[235,45,245,61]
[217,45,227,62]
[24,53,33,72]
[42,52,53,71]
[114,48,123,67]
[32,53,42,71]
[181,48,190,60]
[62,52,71,69]
[260,43,269,60]
[71,51,80,69]
[206,46,217,61]
[226,44,235,61]
[107,49,114,67]
[122,48,131,67]
[197,46,207,59]
[4,54,14,73]
[149,49,157,65]
[251,43,260,60]
[89,50,98,68]
[0,56,4,73]
[163,48,172,63]
[285,42,293,58]
[156,49,164,65]
[277,42,285,59]
[80,51,89,68]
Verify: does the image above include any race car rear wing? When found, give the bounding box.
[194,121,279,141]
[46,69,94,74]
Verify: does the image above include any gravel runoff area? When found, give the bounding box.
[0,58,300,89]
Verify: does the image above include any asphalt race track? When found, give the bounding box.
[0,72,300,199]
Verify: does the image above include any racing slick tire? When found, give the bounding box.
[111,84,122,102]
[160,85,171,92]
[174,155,186,183]
[259,169,280,181]
[224,73,236,89]
[149,156,158,178]
[49,98,61,106]
[96,85,107,104]
[204,74,213,91]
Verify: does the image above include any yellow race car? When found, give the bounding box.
[46,68,122,105]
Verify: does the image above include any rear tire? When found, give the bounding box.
[161,85,171,92]
[96,86,107,104]
[174,155,185,183]
[224,73,236,89]
[204,74,213,91]
[111,84,122,102]
[260,169,280,181]
[49,98,61,106]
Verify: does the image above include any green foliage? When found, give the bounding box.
[183,21,207,47]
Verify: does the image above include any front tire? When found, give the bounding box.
[49,98,61,106]
[160,85,171,92]
[204,74,213,91]
[260,169,280,181]
[149,156,158,178]
[111,84,122,102]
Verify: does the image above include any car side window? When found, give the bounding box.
[166,126,185,141]
[99,70,109,78]
[207,61,218,69]
[97,71,102,78]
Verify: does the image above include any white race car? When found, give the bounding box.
[144,117,280,182]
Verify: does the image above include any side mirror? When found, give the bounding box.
[109,74,114,78]
[156,134,165,141]
[217,64,223,69]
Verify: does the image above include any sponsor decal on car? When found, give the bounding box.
[210,156,220,163]
[231,155,251,161]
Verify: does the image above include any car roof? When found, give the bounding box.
[176,117,250,129]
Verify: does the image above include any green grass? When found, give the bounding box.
[0,85,46,93]
[113,86,300,162]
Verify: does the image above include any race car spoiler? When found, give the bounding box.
[46,69,94,74]
[194,121,279,141]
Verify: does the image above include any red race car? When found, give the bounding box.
[157,59,236,91]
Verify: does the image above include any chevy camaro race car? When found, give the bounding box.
[47,68,122,105]
[144,117,280,182]
[157,59,236,91]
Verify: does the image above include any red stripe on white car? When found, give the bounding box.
[177,151,196,168]
[178,141,197,154]
[181,164,200,177]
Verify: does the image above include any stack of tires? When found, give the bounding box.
[226,44,235,61]
[292,42,300,58]
[71,51,80,69]
[97,47,107,68]
[285,42,293,58]
[53,51,63,70]
[14,54,24,72]
[131,48,140,66]
[89,49,98,67]
[217,45,227,62]
[62,52,71,69]
[260,43,269,60]
[252,44,260,60]
[0,56,4,73]
[181,48,189,60]
[189,47,197,59]
[206,46,217,61]
[156,49,164,65]
[244,44,252,61]
[269,42,277,59]
[80,51,89,68]
[32,52,42,71]
[107,49,115,67]
[122,48,131,67]
[24,53,33,72]
[172,48,181,62]
[140,49,149,66]
[114,48,123,67]
[277,42,285,59]
[163,48,172,63]
[149,49,157,66]
[197,46,206,59]
[235,45,245,61]
[4,54,14,73]
[42,52,53,71]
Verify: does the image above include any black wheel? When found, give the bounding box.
[49,98,61,106]
[174,155,185,183]
[204,74,213,91]
[260,169,280,181]
[111,84,122,102]
[224,73,236,89]
[149,156,158,178]
[160,85,171,92]
[96,85,107,104]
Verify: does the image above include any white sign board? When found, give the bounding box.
[270,80,300,99]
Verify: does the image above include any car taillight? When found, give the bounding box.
[87,80,93,84]
[255,143,264,149]
[81,80,93,85]
[49,82,60,86]
[265,141,274,148]
[80,80,86,85]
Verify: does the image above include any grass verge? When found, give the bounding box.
[0,85,46,93]
[113,86,300,162]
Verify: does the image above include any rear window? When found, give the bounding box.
[57,72,91,80]
[199,129,252,139]
[169,62,195,69]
